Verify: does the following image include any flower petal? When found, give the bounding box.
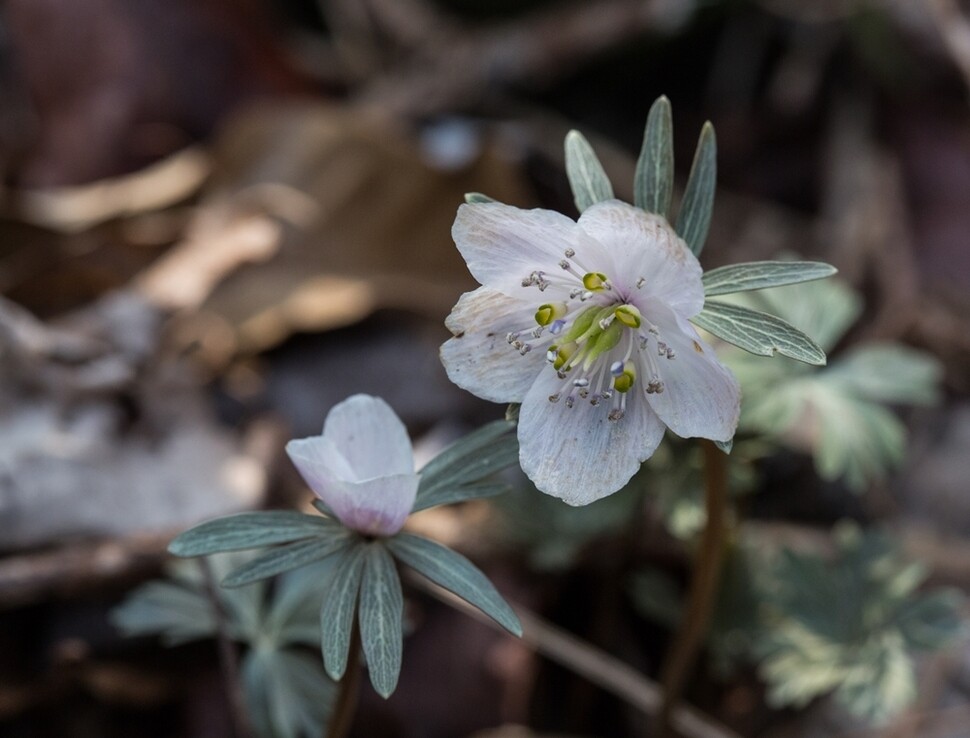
[518,370,666,505]
[577,200,704,317]
[324,473,420,536]
[286,435,356,492]
[642,299,741,442]
[440,287,547,403]
[322,395,415,480]
[453,202,602,297]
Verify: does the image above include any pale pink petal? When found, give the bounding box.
[517,371,666,505]
[286,435,355,489]
[641,299,741,442]
[323,473,419,536]
[440,287,547,403]
[322,395,414,479]
[577,200,704,317]
[453,202,605,298]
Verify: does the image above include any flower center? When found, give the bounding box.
[509,247,677,422]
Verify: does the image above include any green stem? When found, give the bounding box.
[659,439,730,737]
[199,559,254,738]
[326,617,362,738]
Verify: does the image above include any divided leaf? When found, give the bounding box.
[634,95,674,217]
[692,300,826,365]
[222,532,356,588]
[414,419,518,512]
[703,261,837,297]
[358,544,404,698]
[565,130,614,213]
[243,649,335,738]
[387,533,521,636]
[169,511,338,557]
[320,545,367,681]
[675,122,716,256]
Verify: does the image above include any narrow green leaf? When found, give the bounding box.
[358,544,403,698]
[387,533,521,636]
[414,420,518,512]
[634,95,674,217]
[703,261,837,296]
[320,544,366,681]
[693,300,826,365]
[222,533,356,588]
[414,481,508,512]
[464,192,496,204]
[169,512,339,557]
[675,122,717,256]
[565,130,614,213]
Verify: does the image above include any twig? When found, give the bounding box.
[407,572,742,738]
[325,618,362,738]
[199,558,254,738]
[659,440,730,737]
[0,533,173,611]
[354,0,681,118]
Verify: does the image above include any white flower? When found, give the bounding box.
[441,199,740,505]
[285,395,419,536]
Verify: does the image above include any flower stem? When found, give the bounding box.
[659,439,730,737]
[326,617,362,738]
[199,558,254,738]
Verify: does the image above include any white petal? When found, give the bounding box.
[577,200,704,317]
[642,299,741,442]
[440,288,547,403]
[323,395,414,479]
[324,473,420,536]
[453,202,602,297]
[286,435,355,490]
[517,370,666,505]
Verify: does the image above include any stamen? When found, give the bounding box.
[535,302,568,327]
[550,319,566,335]
[564,248,575,258]
[573,378,590,387]
[548,393,561,403]
[565,396,575,409]
[636,277,646,289]
[614,305,642,329]
[582,272,609,291]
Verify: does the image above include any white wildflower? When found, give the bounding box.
[286,395,419,536]
[441,199,740,505]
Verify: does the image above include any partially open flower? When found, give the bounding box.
[286,395,419,536]
[441,199,740,505]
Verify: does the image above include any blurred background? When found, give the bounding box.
[2,1,970,737]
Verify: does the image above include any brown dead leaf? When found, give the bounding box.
[185,102,534,360]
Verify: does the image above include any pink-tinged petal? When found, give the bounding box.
[517,371,666,505]
[577,200,704,317]
[440,287,547,403]
[325,473,420,536]
[286,435,355,492]
[322,395,414,480]
[453,202,604,298]
[642,299,741,442]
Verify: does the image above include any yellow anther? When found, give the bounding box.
[612,361,637,393]
[582,272,609,291]
[535,302,568,326]
[614,304,642,329]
